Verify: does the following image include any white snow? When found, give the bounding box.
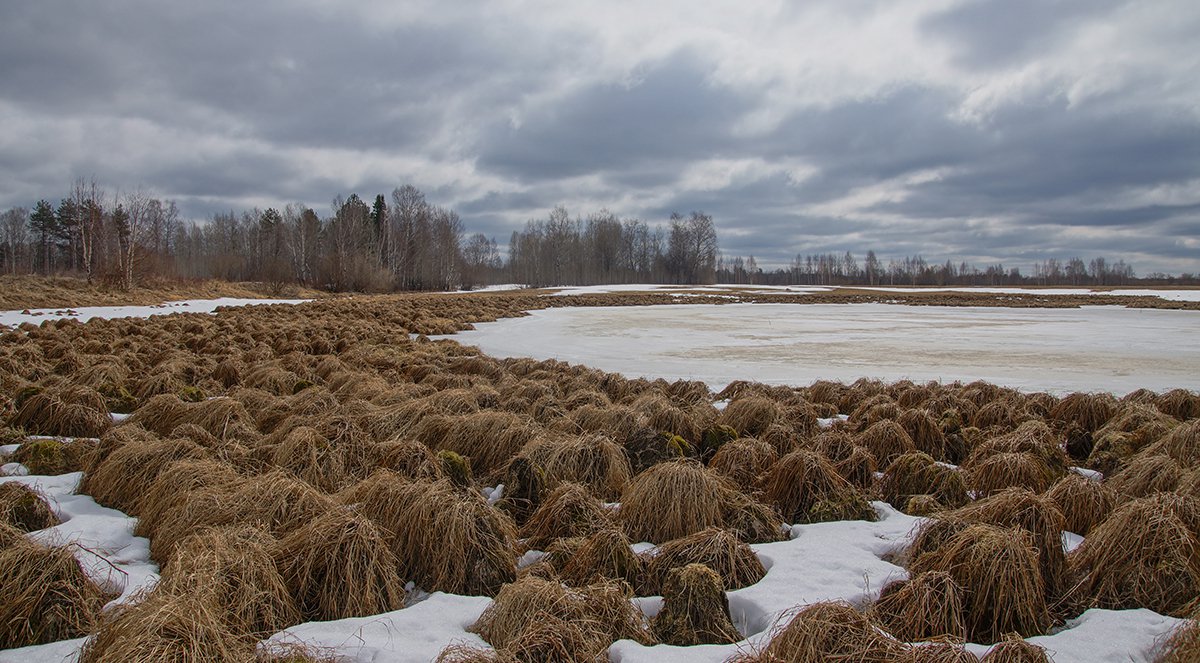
[0,472,158,608]
[261,593,493,662]
[443,302,1200,394]
[547,284,835,297]
[965,608,1183,662]
[0,297,308,329]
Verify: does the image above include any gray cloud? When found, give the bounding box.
[1,0,1198,275]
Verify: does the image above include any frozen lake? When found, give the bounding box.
[446,303,1200,394]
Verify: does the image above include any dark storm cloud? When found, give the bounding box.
[476,54,752,180]
[920,0,1127,70]
[1,0,1198,274]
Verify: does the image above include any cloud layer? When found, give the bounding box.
[2,0,1198,273]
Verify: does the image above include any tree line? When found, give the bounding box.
[718,251,1195,287]
[0,179,720,292]
[1,178,1192,291]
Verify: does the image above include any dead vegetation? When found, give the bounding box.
[1,288,1197,657]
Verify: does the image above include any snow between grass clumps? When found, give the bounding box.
[0,297,309,329]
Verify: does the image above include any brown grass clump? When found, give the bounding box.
[719,395,785,437]
[134,458,244,544]
[79,590,254,663]
[949,489,1067,601]
[273,507,407,621]
[763,449,876,524]
[470,575,651,659]
[517,433,632,501]
[971,400,1029,432]
[870,571,966,642]
[0,521,23,547]
[640,527,765,595]
[1143,420,1200,469]
[225,470,336,537]
[270,425,348,492]
[554,527,642,588]
[11,437,75,475]
[1043,473,1116,535]
[1106,453,1186,498]
[734,600,904,663]
[414,410,539,476]
[521,482,611,550]
[0,541,107,648]
[1157,617,1200,663]
[158,526,300,635]
[811,431,878,489]
[1157,388,1200,421]
[373,437,443,480]
[1068,492,1200,616]
[899,409,949,460]
[979,634,1050,662]
[652,563,742,645]
[1051,392,1116,432]
[618,459,783,544]
[898,643,981,663]
[963,452,1059,498]
[10,386,111,438]
[81,437,208,514]
[878,452,969,514]
[856,420,917,470]
[709,436,778,489]
[0,481,59,532]
[342,476,518,595]
[909,524,1051,643]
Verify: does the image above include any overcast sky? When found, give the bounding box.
[2,0,1198,273]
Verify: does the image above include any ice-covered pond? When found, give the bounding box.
[445,303,1200,394]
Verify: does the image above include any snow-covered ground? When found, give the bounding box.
[852,286,1200,302]
[0,297,309,329]
[549,284,835,297]
[445,303,1200,394]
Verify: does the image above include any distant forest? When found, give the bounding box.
[1,179,1194,292]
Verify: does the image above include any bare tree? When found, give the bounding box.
[1,207,29,275]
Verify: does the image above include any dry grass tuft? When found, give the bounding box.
[81,436,208,514]
[1051,392,1116,432]
[1068,492,1200,616]
[0,482,59,532]
[517,433,632,501]
[1107,453,1186,498]
[856,420,917,471]
[554,526,642,588]
[1157,616,1200,663]
[1142,420,1200,469]
[651,563,742,645]
[878,452,969,514]
[870,571,966,642]
[718,395,784,437]
[763,449,876,524]
[158,525,300,635]
[949,488,1067,601]
[134,458,244,545]
[10,386,111,438]
[1044,473,1116,535]
[341,476,518,595]
[273,507,407,621]
[79,590,254,663]
[521,482,611,550]
[1156,388,1200,421]
[618,459,781,544]
[373,437,444,480]
[733,600,904,662]
[963,452,1060,498]
[909,523,1051,644]
[899,409,949,460]
[709,436,778,489]
[470,575,651,659]
[640,527,766,595]
[270,425,348,492]
[979,634,1050,662]
[898,642,981,663]
[414,410,539,477]
[0,541,107,648]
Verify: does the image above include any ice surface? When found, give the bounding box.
[445,302,1200,394]
[0,297,308,328]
